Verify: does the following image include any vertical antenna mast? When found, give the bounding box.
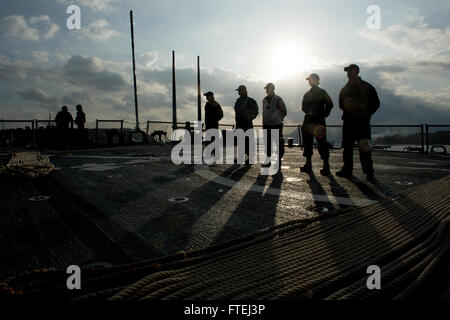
[130,10,140,131]
[172,50,177,129]
[197,56,201,122]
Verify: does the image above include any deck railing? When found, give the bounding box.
[0,119,448,154]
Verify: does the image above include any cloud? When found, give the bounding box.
[139,65,257,123]
[358,18,450,61]
[82,19,121,41]
[43,23,59,40]
[80,0,121,12]
[0,55,62,84]
[131,59,450,125]
[286,65,450,125]
[351,12,450,123]
[141,52,158,69]
[412,61,450,76]
[57,0,121,12]
[31,51,50,63]
[370,88,450,124]
[62,91,92,105]
[0,53,448,125]
[15,88,59,105]
[63,55,126,91]
[0,15,59,41]
[1,15,39,40]
[28,15,50,25]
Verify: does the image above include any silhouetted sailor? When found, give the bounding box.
[300,73,333,176]
[262,83,287,169]
[204,92,223,130]
[74,104,87,146]
[336,64,380,182]
[204,91,223,158]
[234,85,258,164]
[55,105,73,148]
[234,85,258,130]
[75,104,86,130]
[55,106,74,129]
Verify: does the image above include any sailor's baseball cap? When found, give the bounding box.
[344,64,360,72]
[306,73,320,81]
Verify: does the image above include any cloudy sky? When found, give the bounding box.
[0,0,449,125]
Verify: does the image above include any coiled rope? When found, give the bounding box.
[1,176,449,299]
[0,152,54,178]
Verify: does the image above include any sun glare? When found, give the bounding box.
[270,44,307,79]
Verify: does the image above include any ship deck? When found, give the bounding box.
[1,145,449,282]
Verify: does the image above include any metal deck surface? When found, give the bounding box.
[1,145,449,281]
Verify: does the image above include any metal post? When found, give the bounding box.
[130,10,140,131]
[31,120,35,148]
[146,120,150,135]
[120,120,124,132]
[172,50,177,130]
[95,119,99,143]
[420,124,424,154]
[298,125,302,148]
[425,124,429,154]
[197,55,201,123]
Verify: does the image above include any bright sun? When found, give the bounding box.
[270,44,307,79]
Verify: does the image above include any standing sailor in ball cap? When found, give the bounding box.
[300,73,334,175]
[55,105,74,130]
[75,104,86,130]
[234,85,259,164]
[262,82,287,171]
[204,91,223,131]
[204,91,223,159]
[336,64,380,182]
[55,105,74,148]
[75,104,87,145]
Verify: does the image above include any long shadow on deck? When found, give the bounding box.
[136,165,253,256]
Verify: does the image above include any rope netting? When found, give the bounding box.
[1,176,449,299]
[0,152,54,178]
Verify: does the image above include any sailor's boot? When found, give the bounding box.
[320,157,330,176]
[300,157,312,172]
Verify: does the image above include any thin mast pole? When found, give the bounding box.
[197,56,201,123]
[130,10,140,131]
[172,50,177,129]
